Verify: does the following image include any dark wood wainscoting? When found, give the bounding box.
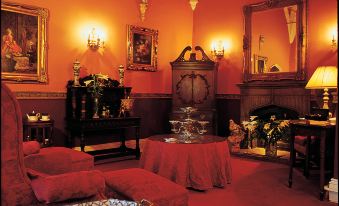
[16,92,241,147]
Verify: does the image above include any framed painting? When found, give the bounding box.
[127,25,158,72]
[1,2,48,83]
[253,54,268,74]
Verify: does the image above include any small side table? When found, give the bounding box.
[23,119,54,147]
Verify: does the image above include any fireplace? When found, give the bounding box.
[238,81,311,121]
[249,104,299,121]
[235,81,311,162]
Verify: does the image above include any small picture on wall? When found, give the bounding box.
[253,54,268,74]
[127,25,158,72]
[1,2,48,83]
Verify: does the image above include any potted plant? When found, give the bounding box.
[242,115,290,156]
[83,73,109,118]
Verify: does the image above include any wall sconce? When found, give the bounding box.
[331,33,337,50]
[88,28,104,50]
[189,0,198,11]
[259,34,265,51]
[139,0,148,21]
[211,40,225,59]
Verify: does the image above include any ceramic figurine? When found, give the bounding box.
[227,119,245,152]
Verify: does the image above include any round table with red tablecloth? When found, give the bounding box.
[139,134,232,190]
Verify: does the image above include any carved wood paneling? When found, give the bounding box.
[15,92,171,100]
[238,81,310,121]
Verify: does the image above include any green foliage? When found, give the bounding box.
[242,115,290,145]
[83,73,109,97]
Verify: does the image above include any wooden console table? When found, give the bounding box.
[66,117,141,161]
[65,80,139,160]
[288,120,335,200]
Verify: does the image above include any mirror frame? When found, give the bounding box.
[243,0,307,82]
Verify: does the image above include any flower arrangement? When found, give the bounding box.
[242,115,290,145]
[83,73,109,97]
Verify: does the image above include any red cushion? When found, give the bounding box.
[40,147,94,171]
[22,141,40,156]
[26,168,48,179]
[104,168,189,206]
[31,170,105,204]
[24,151,72,175]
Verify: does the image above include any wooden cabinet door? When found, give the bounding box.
[173,69,215,109]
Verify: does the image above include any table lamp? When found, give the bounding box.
[305,66,338,109]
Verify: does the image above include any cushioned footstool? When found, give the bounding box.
[40,147,94,171]
[104,168,189,206]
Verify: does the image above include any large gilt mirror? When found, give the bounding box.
[243,0,307,82]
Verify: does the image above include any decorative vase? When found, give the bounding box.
[118,65,124,87]
[265,142,277,157]
[73,59,81,86]
[92,95,100,119]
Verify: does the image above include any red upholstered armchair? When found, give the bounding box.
[1,83,105,205]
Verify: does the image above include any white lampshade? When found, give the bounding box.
[305,66,338,89]
[305,66,338,109]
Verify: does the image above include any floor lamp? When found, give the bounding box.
[305,66,338,110]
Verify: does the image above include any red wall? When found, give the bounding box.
[193,0,338,94]
[7,0,193,94]
[5,0,338,95]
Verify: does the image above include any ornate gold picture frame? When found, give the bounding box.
[127,25,158,72]
[1,2,48,83]
[253,54,268,74]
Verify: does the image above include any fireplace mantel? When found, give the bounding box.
[237,81,311,121]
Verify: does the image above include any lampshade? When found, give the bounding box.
[305,66,338,89]
[305,66,338,109]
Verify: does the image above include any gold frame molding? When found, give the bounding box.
[1,1,48,83]
[253,54,268,73]
[127,25,158,72]
[243,0,307,82]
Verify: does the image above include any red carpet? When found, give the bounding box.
[94,157,335,206]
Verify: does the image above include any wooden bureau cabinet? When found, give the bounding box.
[170,46,218,134]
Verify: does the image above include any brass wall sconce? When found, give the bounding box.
[211,40,224,59]
[330,27,337,51]
[139,0,148,21]
[189,0,198,11]
[87,28,104,49]
[331,34,337,50]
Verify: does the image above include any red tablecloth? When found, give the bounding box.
[139,134,232,190]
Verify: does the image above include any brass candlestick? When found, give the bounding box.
[118,65,125,87]
[73,59,81,86]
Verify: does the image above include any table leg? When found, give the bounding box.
[304,135,311,178]
[135,127,140,160]
[319,130,326,201]
[49,125,54,146]
[119,129,127,152]
[80,132,85,152]
[288,130,295,188]
[66,130,74,148]
[42,127,46,145]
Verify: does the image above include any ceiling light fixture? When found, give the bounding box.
[189,0,198,11]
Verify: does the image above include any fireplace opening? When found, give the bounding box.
[249,104,299,121]
[248,104,299,150]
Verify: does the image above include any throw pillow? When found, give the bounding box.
[22,141,40,156]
